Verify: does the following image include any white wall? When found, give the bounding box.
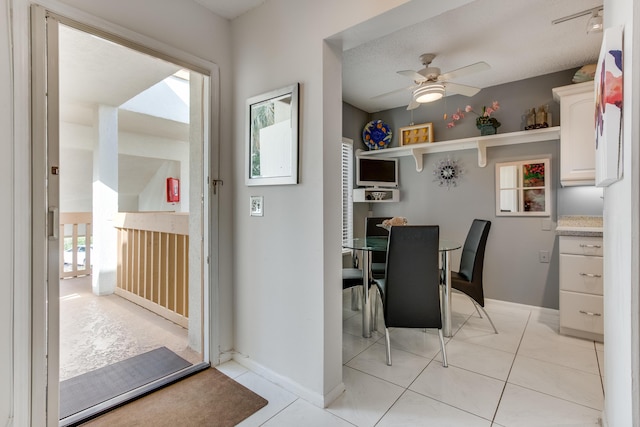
[1,2,14,424]
[137,160,181,211]
[602,0,640,425]
[230,0,483,405]
[60,121,188,212]
[5,0,232,423]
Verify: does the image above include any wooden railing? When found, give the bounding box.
[59,212,92,279]
[113,212,189,327]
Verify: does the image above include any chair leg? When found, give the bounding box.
[384,327,392,366]
[455,290,498,334]
[472,301,483,318]
[478,304,499,334]
[371,286,379,331]
[438,329,448,368]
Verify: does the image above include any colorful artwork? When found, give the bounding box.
[595,26,624,187]
[363,120,392,150]
[523,162,545,188]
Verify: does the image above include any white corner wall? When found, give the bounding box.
[601,0,640,426]
[230,0,480,406]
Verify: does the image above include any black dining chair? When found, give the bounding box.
[450,219,498,334]
[372,225,447,367]
[365,216,391,279]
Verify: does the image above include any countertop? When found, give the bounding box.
[555,215,603,237]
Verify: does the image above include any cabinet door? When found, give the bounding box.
[559,236,604,256]
[560,290,604,335]
[559,254,603,295]
[560,89,595,185]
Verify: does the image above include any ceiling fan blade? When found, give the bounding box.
[439,61,490,81]
[444,82,481,97]
[371,84,415,99]
[406,98,420,110]
[397,70,427,82]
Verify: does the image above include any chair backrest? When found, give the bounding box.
[383,225,441,329]
[366,217,391,263]
[458,219,491,283]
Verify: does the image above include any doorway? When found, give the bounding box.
[31,7,218,426]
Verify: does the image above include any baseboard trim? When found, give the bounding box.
[231,354,344,408]
[484,297,559,318]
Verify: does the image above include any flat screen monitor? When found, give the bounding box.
[356,156,398,188]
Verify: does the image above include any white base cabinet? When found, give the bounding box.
[558,235,604,342]
[552,82,596,186]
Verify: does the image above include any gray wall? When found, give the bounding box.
[344,69,604,309]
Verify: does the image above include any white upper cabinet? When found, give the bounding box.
[552,82,596,186]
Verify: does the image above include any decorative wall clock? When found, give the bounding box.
[434,157,462,188]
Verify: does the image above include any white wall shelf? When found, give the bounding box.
[353,188,399,203]
[358,126,561,171]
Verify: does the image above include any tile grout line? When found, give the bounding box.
[594,341,605,395]
[489,310,532,425]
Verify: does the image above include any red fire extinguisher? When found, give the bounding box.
[166,177,180,202]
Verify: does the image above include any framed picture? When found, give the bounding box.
[246,83,299,186]
[495,158,550,217]
[399,122,434,146]
[250,196,263,217]
[595,25,624,187]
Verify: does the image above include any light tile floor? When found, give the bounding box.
[218,290,604,426]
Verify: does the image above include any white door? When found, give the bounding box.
[31,6,218,426]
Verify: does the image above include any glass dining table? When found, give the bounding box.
[343,236,462,338]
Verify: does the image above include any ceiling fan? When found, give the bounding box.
[379,53,490,110]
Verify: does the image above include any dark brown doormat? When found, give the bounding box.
[80,368,268,427]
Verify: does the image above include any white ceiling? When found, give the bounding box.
[195,0,604,114]
[341,0,604,113]
[193,0,266,20]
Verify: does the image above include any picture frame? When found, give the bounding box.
[495,158,550,217]
[246,83,299,186]
[250,196,264,217]
[595,25,624,187]
[399,122,434,146]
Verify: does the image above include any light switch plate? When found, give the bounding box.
[250,196,263,216]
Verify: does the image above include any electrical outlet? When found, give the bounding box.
[539,250,550,263]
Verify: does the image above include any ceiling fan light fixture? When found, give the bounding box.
[414,83,445,103]
[586,10,603,34]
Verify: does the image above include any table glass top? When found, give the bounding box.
[344,237,461,252]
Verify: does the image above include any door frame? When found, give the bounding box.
[30,5,221,425]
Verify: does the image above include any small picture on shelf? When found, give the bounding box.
[399,122,434,146]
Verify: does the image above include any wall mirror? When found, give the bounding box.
[495,158,550,216]
[246,83,299,186]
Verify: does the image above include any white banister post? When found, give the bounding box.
[92,105,119,295]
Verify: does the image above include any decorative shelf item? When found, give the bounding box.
[434,157,462,188]
[399,122,433,146]
[362,119,392,150]
[358,126,561,172]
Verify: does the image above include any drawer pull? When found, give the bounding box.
[579,310,602,317]
[579,272,602,278]
[579,244,602,249]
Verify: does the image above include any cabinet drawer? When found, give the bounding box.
[559,236,603,256]
[559,291,604,335]
[559,254,603,294]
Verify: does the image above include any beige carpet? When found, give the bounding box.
[80,368,268,427]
